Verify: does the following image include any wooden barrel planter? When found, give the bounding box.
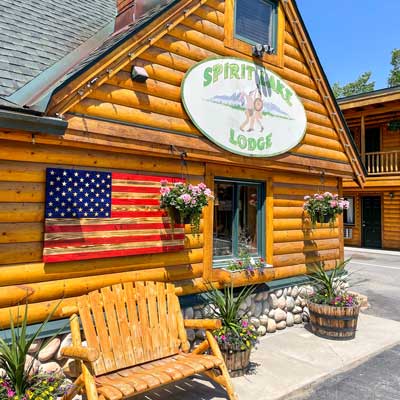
[308,302,360,340]
[221,349,251,377]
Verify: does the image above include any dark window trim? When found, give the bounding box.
[213,177,265,268]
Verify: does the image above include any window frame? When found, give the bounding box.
[224,0,285,68]
[343,196,355,226]
[234,0,278,51]
[212,177,266,268]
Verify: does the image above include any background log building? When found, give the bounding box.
[339,86,400,250]
[0,0,365,328]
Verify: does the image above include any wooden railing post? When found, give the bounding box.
[365,150,400,175]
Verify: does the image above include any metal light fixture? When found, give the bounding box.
[389,192,395,199]
[131,66,149,83]
[252,43,274,57]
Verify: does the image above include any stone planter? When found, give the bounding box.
[308,301,360,340]
[221,348,251,377]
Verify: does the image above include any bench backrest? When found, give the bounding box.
[77,281,187,376]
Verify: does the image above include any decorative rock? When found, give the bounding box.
[293,306,303,314]
[193,304,203,310]
[28,338,43,354]
[259,314,269,327]
[195,329,206,340]
[39,361,62,375]
[286,312,294,327]
[294,314,303,324]
[57,333,72,360]
[262,300,270,315]
[263,291,269,301]
[275,289,283,297]
[38,338,60,362]
[287,287,292,296]
[250,317,260,329]
[268,293,278,309]
[186,329,195,342]
[302,307,310,322]
[295,297,302,306]
[286,296,295,311]
[268,309,276,319]
[194,310,202,319]
[266,318,276,333]
[303,306,309,316]
[274,309,286,322]
[282,288,288,297]
[257,326,267,336]
[292,286,299,298]
[0,368,6,378]
[300,297,307,307]
[276,321,287,330]
[203,304,214,318]
[25,355,40,376]
[253,301,262,318]
[184,307,194,320]
[193,339,204,349]
[249,301,256,315]
[255,292,264,302]
[277,296,286,310]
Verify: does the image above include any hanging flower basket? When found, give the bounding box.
[303,193,349,227]
[160,181,213,235]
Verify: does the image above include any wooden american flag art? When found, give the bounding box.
[43,168,185,263]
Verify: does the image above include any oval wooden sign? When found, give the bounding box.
[182,57,307,157]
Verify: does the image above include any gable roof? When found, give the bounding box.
[0,0,116,104]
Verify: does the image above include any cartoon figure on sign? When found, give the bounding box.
[239,89,264,132]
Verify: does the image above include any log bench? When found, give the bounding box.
[61,281,237,399]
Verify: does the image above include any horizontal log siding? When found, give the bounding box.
[273,175,341,268]
[383,192,400,249]
[70,0,347,168]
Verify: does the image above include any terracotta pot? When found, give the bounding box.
[308,301,360,340]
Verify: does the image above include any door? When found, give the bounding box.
[362,196,382,248]
[365,127,380,172]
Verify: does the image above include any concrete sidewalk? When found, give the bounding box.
[133,313,400,400]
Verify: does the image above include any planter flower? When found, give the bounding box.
[306,259,361,340]
[303,192,349,226]
[160,181,213,235]
[202,284,258,377]
[225,248,268,276]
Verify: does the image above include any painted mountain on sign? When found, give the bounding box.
[206,91,291,119]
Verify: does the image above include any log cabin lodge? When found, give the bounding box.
[0,0,365,344]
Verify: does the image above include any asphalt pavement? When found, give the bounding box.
[296,247,400,400]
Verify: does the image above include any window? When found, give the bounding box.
[235,0,278,49]
[343,196,355,225]
[213,179,265,264]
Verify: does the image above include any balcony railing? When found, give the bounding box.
[365,151,400,175]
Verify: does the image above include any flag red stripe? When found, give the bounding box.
[112,172,183,182]
[111,198,160,206]
[45,222,176,233]
[43,245,185,263]
[44,233,186,248]
[112,185,161,193]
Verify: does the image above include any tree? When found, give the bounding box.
[388,48,400,87]
[331,71,375,98]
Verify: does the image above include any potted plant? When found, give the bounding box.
[306,259,361,340]
[303,192,349,226]
[160,181,213,235]
[202,284,258,377]
[0,302,69,399]
[224,247,268,276]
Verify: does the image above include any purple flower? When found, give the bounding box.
[304,195,311,200]
[204,188,212,197]
[330,200,338,208]
[198,182,207,190]
[160,179,168,186]
[241,320,248,327]
[160,186,170,196]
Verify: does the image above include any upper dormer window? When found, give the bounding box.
[235,0,278,51]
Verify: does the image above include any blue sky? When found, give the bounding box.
[297,0,400,90]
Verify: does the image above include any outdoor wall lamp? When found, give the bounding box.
[389,192,395,199]
[252,44,274,57]
[131,66,149,83]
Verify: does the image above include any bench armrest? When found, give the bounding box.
[61,346,99,362]
[184,319,222,330]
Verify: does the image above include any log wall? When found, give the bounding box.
[0,0,352,326]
